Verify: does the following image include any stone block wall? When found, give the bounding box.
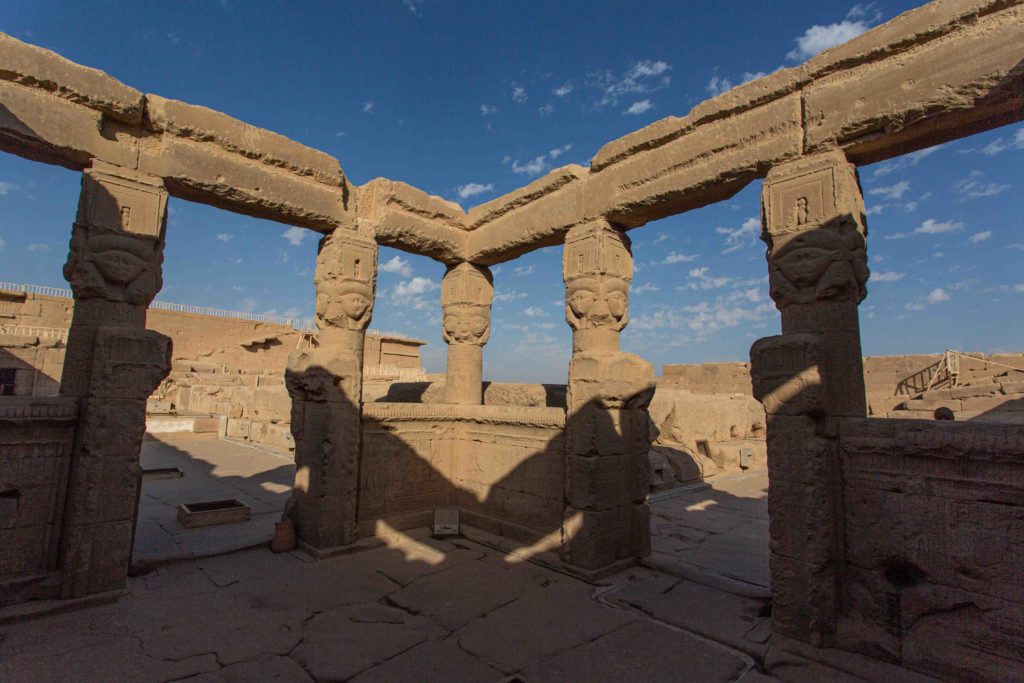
[358,403,565,544]
[837,418,1024,683]
[0,397,77,606]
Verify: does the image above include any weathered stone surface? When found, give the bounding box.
[145,95,344,186]
[0,32,144,124]
[805,6,1024,163]
[349,640,501,683]
[467,165,586,264]
[0,79,137,169]
[138,136,347,232]
[585,94,803,227]
[356,178,467,263]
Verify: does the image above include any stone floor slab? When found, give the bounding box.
[349,638,503,683]
[521,620,751,683]
[178,654,313,682]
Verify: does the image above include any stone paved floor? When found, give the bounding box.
[134,436,295,565]
[4,442,782,682]
[2,528,778,682]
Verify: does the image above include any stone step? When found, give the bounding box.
[145,414,223,435]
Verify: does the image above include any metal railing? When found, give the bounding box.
[0,282,317,331]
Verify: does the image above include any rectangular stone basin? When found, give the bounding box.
[143,467,184,480]
[177,499,251,528]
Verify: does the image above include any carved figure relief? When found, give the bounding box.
[64,227,164,305]
[314,230,377,332]
[562,222,633,332]
[767,228,868,308]
[441,263,493,346]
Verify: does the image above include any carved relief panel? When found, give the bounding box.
[314,229,377,332]
[761,153,869,309]
[441,263,493,346]
[562,221,633,332]
[64,165,169,306]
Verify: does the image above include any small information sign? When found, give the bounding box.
[433,507,460,538]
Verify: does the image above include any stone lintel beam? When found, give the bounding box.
[465,165,586,265]
[355,178,468,264]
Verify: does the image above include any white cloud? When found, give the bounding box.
[511,156,548,176]
[633,282,660,293]
[872,271,904,282]
[927,288,950,304]
[905,302,925,311]
[686,267,731,290]
[548,143,572,160]
[380,255,412,277]
[624,99,653,115]
[1015,284,1024,293]
[513,264,534,277]
[716,217,760,253]
[866,204,886,216]
[335,131,347,137]
[494,289,527,302]
[955,171,1010,199]
[1009,244,1024,251]
[281,226,307,246]
[403,0,424,15]
[216,233,233,242]
[969,231,992,244]
[589,59,672,108]
[362,101,375,114]
[553,83,573,98]
[512,85,527,104]
[872,145,944,177]
[26,243,48,252]
[787,18,872,61]
[480,104,498,116]
[283,306,303,318]
[653,233,669,244]
[868,180,911,200]
[538,103,554,116]
[523,306,548,317]
[392,276,438,299]
[0,181,18,196]
[0,236,7,249]
[660,251,698,264]
[457,182,494,199]
[914,218,963,235]
[239,298,257,312]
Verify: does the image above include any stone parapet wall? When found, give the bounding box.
[837,418,1024,683]
[0,397,77,606]
[359,403,565,544]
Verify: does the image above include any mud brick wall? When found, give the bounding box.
[838,418,1024,683]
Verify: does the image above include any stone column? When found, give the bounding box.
[58,161,172,598]
[560,220,654,576]
[441,263,492,405]
[285,225,376,554]
[750,151,869,647]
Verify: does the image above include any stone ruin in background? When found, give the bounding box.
[0,2,1023,680]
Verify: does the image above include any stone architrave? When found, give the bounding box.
[560,220,653,575]
[752,150,871,647]
[58,161,172,599]
[284,225,376,553]
[441,263,493,405]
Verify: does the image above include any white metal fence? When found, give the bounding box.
[0,282,317,331]
[0,324,70,343]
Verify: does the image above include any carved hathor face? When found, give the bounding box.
[317,279,373,330]
[566,276,629,330]
[772,231,843,288]
[769,228,868,306]
[442,303,490,345]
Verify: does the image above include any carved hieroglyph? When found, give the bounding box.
[563,220,632,352]
[64,163,168,307]
[761,151,868,311]
[441,263,493,346]
[314,227,377,333]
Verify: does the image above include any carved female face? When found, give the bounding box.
[567,277,629,330]
[339,292,370,320]
[773,233,842,288]
[91,249,147,285]
[443,304,489,344]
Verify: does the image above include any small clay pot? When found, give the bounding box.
[271,519,297,553]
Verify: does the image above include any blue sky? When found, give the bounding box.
[1,1,1021,382]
